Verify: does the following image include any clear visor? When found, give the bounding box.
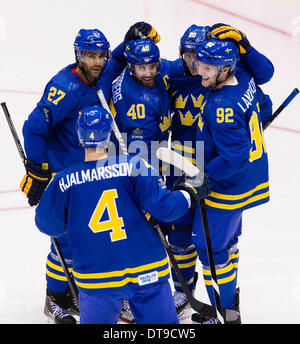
[183,52,199,75]
[131,62,159,76]
[196,60,219,76]
[76,49,110,63]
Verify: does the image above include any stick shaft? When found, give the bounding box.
[97,91,218,315]
[1,102,78,305]
[263,88,299,130]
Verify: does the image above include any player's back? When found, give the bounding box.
[50,155,172,294]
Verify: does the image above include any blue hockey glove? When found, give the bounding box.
[173,173,211,206]
[124,22,161,46]
[209,23,251,54]
[20,160,52,206]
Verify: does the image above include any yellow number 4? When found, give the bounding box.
[89,189,126,242]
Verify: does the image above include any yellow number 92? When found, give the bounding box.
[216,107,234,123]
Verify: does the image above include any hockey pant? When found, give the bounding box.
[192,205,242,309]
[79,280,179,324]
[45,233,74,293]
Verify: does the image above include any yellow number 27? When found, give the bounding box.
[47,86,66,105]
[88,189,126,242]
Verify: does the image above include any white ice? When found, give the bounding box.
[0,0,300,324]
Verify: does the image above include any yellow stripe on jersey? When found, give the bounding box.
[205,191,269,210]
[209,181,269,201]
[74,267,170,289]
[109,99,116,118]
[72,256,168,279]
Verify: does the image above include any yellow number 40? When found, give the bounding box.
[89,189,126,242]
[127,104,145,119]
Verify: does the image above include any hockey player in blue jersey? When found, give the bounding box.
[34,106,210,324]
[189,38,270,323]
[159,23,274,321]
[111,37,175,323]
[19,23,160,323]
[111,38,171,164]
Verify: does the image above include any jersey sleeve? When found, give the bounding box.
[35,173,69,237]
[22,81,78,163]
[256,86,273,124]
[129,158,190,222]
[239,47,274,85]
[205,98,251,182]
[99,42,126,94]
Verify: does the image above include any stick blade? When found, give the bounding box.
[156,147,200,178]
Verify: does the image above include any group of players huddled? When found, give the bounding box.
[19,21,273,324]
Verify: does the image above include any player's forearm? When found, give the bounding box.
[240,47,274,85]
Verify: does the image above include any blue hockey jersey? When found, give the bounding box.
[35,156,190,294]
[168,47,274,168]
[111,65,172,162]
[197,67,270,212]
[23,44,126,172]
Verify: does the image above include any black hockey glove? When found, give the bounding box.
[208,23,251,54]
[20,160,52,206]
[173,172,211,207]
[124,21,161,46]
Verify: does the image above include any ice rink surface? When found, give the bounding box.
[0,0,300,324]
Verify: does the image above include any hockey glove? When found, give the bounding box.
[173,173,211,207]
[20,160,52,206]
[208,23,251,54]
[124,21,161,46]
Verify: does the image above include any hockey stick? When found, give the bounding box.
[263,88,299,130]
[156,147,225,323]
[155,88,300,322]
[96,91,217,317]
[97,89,128,155]
[1,102,79,306]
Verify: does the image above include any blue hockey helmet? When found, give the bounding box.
[77,106,113,148]
[74,29,111,80]
[179,25,210,55]
[196,39,239,73]
[125,38,160,68]
[74,29,110,53]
